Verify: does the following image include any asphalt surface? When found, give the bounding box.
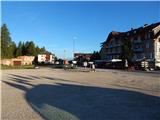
[1,68,160,120]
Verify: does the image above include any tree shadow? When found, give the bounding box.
[29,75,40,79]
[3,80,160,120]
[9,77,34,87]
[42,76,68,81]
[3,81,29,91]
[42,76,84,84]
[9,74,34,80]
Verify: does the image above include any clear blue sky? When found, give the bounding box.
[2,1,160,59]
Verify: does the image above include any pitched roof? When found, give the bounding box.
[101,31,124,46]
[126,22,160,34]
[101,22,160,46]
[155,30,160,38]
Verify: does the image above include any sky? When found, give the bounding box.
[1,1,160,59]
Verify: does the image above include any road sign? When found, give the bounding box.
[83,62,87,67]
[141,61,148,68]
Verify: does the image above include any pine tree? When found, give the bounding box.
[90,51,101,61]
[120,37,133,63]
[21,42,26,55]
[25,41,36,56]
[15,41,23,57]
[1,24,53,58]
[35,46,40,55]
[40,47,46,54]
[10,41,17,57]
[1,24,14,58]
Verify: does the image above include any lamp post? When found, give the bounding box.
[73,37,77,60]
[73,37,75,60]
[64,49,66,60]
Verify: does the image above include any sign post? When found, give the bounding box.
[141,60,149,71]
[83,62,87,69]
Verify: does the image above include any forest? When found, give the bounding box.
[1,24,52,59]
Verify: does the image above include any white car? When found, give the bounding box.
[35,66,39,69]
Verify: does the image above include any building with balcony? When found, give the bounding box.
[100,22,160,68]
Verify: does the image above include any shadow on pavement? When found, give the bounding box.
[9,74,34,80]
[3,79,160,120]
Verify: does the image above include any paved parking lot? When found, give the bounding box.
[1,68,160,120]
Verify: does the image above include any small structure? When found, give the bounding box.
[141,59,149,71]
[125,59,128,68]
[38,54,54,63]
[17,56,35,65]
[74,53,92,66]
[83,62,88,68]
[74,53,92,61]
[0,56,35,66]
[12,58,22,66]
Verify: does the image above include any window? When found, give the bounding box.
[116,55,119,58]
[146,53,150,59]
[145,33,151,39]
[134,30,136,34]
[138,36,141,40]
[150,53,153,59]
[134,54,137,59]
[145,34,147,39]
[115,39,119,44]
[115,47,118,52]
[147,33,150,39]
[110,48,112,53]
[146,42,150,48]
[134,37,137,40]
[109,42,112,48]
[137,54,141,59]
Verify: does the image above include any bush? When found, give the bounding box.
[1,64,34,69]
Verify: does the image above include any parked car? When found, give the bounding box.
[34,66,39,69]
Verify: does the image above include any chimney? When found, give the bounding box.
[131,28,134,30]
[143,24,148,27]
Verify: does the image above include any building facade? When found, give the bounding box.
[100,22,160,68]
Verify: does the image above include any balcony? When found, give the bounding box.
[133,48,143,52]
[133,39,142,44]
[113,43,122,47]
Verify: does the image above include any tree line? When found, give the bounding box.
[1,24,51,59]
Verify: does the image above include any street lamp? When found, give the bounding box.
[64,49,66,60]
[73,36,77,60]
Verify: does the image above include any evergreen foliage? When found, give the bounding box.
[1,24,16,58]
[1,24,52,59]
[120,37,133,62]
[90,51,101,61]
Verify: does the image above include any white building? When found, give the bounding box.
[38,54,54,63]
